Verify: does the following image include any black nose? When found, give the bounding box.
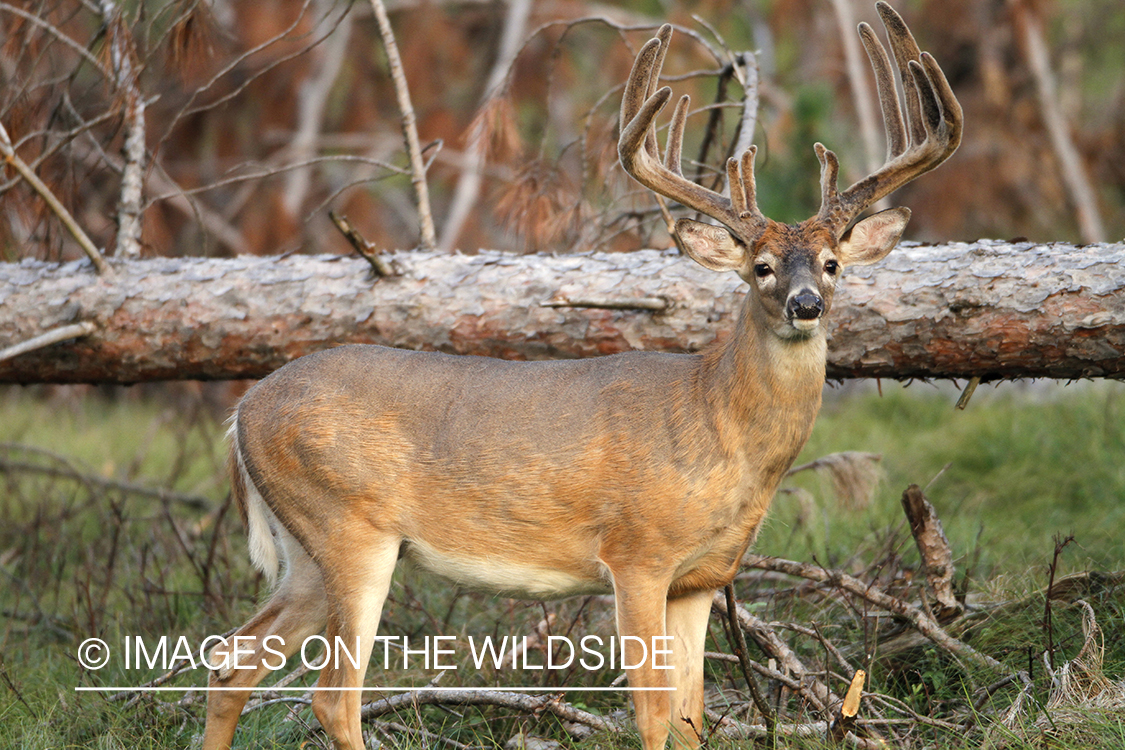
[787,291,824,320]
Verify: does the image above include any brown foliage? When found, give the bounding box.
[0,0,1121,264]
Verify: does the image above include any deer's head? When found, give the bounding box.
[619,2,962,341]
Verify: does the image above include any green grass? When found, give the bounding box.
[1,380,1123,748]
[761,380,1125,575]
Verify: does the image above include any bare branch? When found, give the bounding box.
[330,211,396,277]
[828,0,881,175]
[439,0,532,253]
[742,554,1010,676]
[723,584,777,743]
[712,590,838,715]
[367,0,437,250]
[0,442,210,509]
[155,0,317,149]
[0,322,96,363]
[0,121,110,274]
[730,51,761,161]
[0,3,112,82]
[359,688,624,734]
[282,0,355,217]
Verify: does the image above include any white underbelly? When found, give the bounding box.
[402,540,612,600]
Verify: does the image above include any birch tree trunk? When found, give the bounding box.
[0,240,1122,384]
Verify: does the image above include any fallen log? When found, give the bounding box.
[0,240,1122,384]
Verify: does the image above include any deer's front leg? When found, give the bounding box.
[612,574,674,750]
[664,589,713,748]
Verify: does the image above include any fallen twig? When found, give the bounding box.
[713,591,838,715]
[359,688,623,735]
[0,322,97,364]
[743,554,1011,677]
[724,583,777,745]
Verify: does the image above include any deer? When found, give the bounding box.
[201,4,961,748]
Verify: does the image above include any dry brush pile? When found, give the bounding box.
[6,434,1120,749]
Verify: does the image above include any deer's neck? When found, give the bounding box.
[699,295,827,469]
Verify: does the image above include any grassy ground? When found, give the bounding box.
[0,380,1122,749]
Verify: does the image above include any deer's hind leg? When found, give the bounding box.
[202,532,327,750]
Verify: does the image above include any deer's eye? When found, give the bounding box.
[753,263,773,278]
[824,259,840,275]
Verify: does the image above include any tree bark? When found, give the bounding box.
[0,240,1122,384]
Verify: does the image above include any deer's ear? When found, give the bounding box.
[674,218,748,272]
[837,207,910,266]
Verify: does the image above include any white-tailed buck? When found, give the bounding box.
[202,3,961,748]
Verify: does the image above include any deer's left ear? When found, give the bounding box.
[837,207,911,266]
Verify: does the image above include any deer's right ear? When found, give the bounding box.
[674,218,748,272]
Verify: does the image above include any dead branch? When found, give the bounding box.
[368,0,437,250]
[155,0,317,147]
[0,443,211,510]
[742,555,1011,677]
[1043,533,1075,671]
[0,322,96,364]
[358,688,623,735]
[723,584,777,743]
[828,0,881,179]
[0,3,112,81]
[282,2,355,218]
[330,212,396,277]
[540,295,669,312]
[712,590,838,715]
[730,51,760,159]
[901,484,962,620]
[705,711,885,749]
[374,719,475,750]
[98,1,145,258]
[0,122,110,275]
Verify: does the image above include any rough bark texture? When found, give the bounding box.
[0,240,1122,384]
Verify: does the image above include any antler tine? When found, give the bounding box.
[874,2,926,147]
[818,1,963,237]
[664,95,689,176]
[858,20,906,159]
[619,25,765,236]
[815,143,845,226]
[619,31,669,164]
[729,146,764,223]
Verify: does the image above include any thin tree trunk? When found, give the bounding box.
[369,0,437,250]
[0,240,1122,384]
[1012,0,1105,243]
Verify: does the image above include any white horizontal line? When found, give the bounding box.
[75,686,674,693]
